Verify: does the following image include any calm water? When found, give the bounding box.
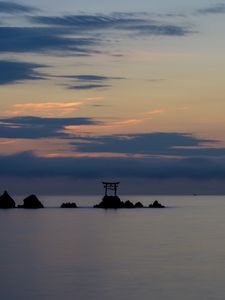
[0,195,225,300]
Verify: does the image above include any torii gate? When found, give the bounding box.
[102,182,120,197]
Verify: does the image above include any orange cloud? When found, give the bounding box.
[146,109,165,115]
[0,138,74,156]
[4,96,105,117]
[0,139,17,145]
[41,152,146,158]
[64,117,147,136]
[5,102,82,117]
[113,118,143,126]
[0,137,147,159]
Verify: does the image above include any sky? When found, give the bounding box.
[0,0,225,195]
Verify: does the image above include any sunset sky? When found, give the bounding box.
[0,0,225,194]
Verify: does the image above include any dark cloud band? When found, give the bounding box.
[0,116,98,138]
[0,151,224,180]
[0,1,37,14]
[30,13,191,36]
[197,3,225,14]
[0,60,45,85]
[0,27,97,54]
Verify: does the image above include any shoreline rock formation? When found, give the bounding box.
[95,182,165,209]
[0,190,165,210]
[94,196,123,208]
[94,196,165,209]
[0,191,16,208]
[94,196,145,209]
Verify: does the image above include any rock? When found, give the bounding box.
[134,201,144,208]
[123,200,134,208]
[94,195,123,208]
[149,200,165,208]
[94,196,146,209]
[0,191,16,208]
[61,202,77,208]
[18,195,44,209]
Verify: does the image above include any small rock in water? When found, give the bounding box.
[134,201,144,208]
[61,202,77,208]
[123,200,134,208]
[0,191,16,208]
[149,200,165,208]
[18,195,44,209]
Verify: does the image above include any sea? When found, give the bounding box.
[0,195,225,300]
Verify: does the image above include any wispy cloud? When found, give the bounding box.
[62,75,123,81]
[69,84,111,90]
[0,11,192,57]
[0,27,97,54]
[0,116,99,139]
[62,74,123,90]
[6,102,82,117]
[197,3,225,14]
[64,117,146,136]
[71,132,220,157]
[113,119,143,126]
[0,1,37,14]
[4,97,104,117]
[0,60,45,85]
[30,13,192,37]
[146,109,165,115]
[0,59,122,89]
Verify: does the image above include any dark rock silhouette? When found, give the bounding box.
[0,191,16,208]
[149,200,165,208]
[18,195,44,209]
[94,195,123,208]
[61,202,77,208]
[94,196,146,209]
[124,200,134,208]
[96,181,146,208]
[134,201,144,208]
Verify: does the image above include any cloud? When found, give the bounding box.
[0,1,37,14]
[2,116,222,159]
[0,12,192,57]
[69,84,111,90]
[71,132,225,158]
[0,151,224,181]
[197,3,225,14]
[0,116,99,139]
[0,27,96,54]
[7,102,82,117]
[62,75,123,81]
[0,60,45,85]
[74,132,207,153]
[146,109,165,115]
[0,130,224,187]
[60,74,123,90]
[0,59,123,88]
[30,13,191,37]
[1,117,223,158]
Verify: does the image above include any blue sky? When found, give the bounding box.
[0,0,225,194]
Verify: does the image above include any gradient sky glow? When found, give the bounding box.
[0,0,225,194]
